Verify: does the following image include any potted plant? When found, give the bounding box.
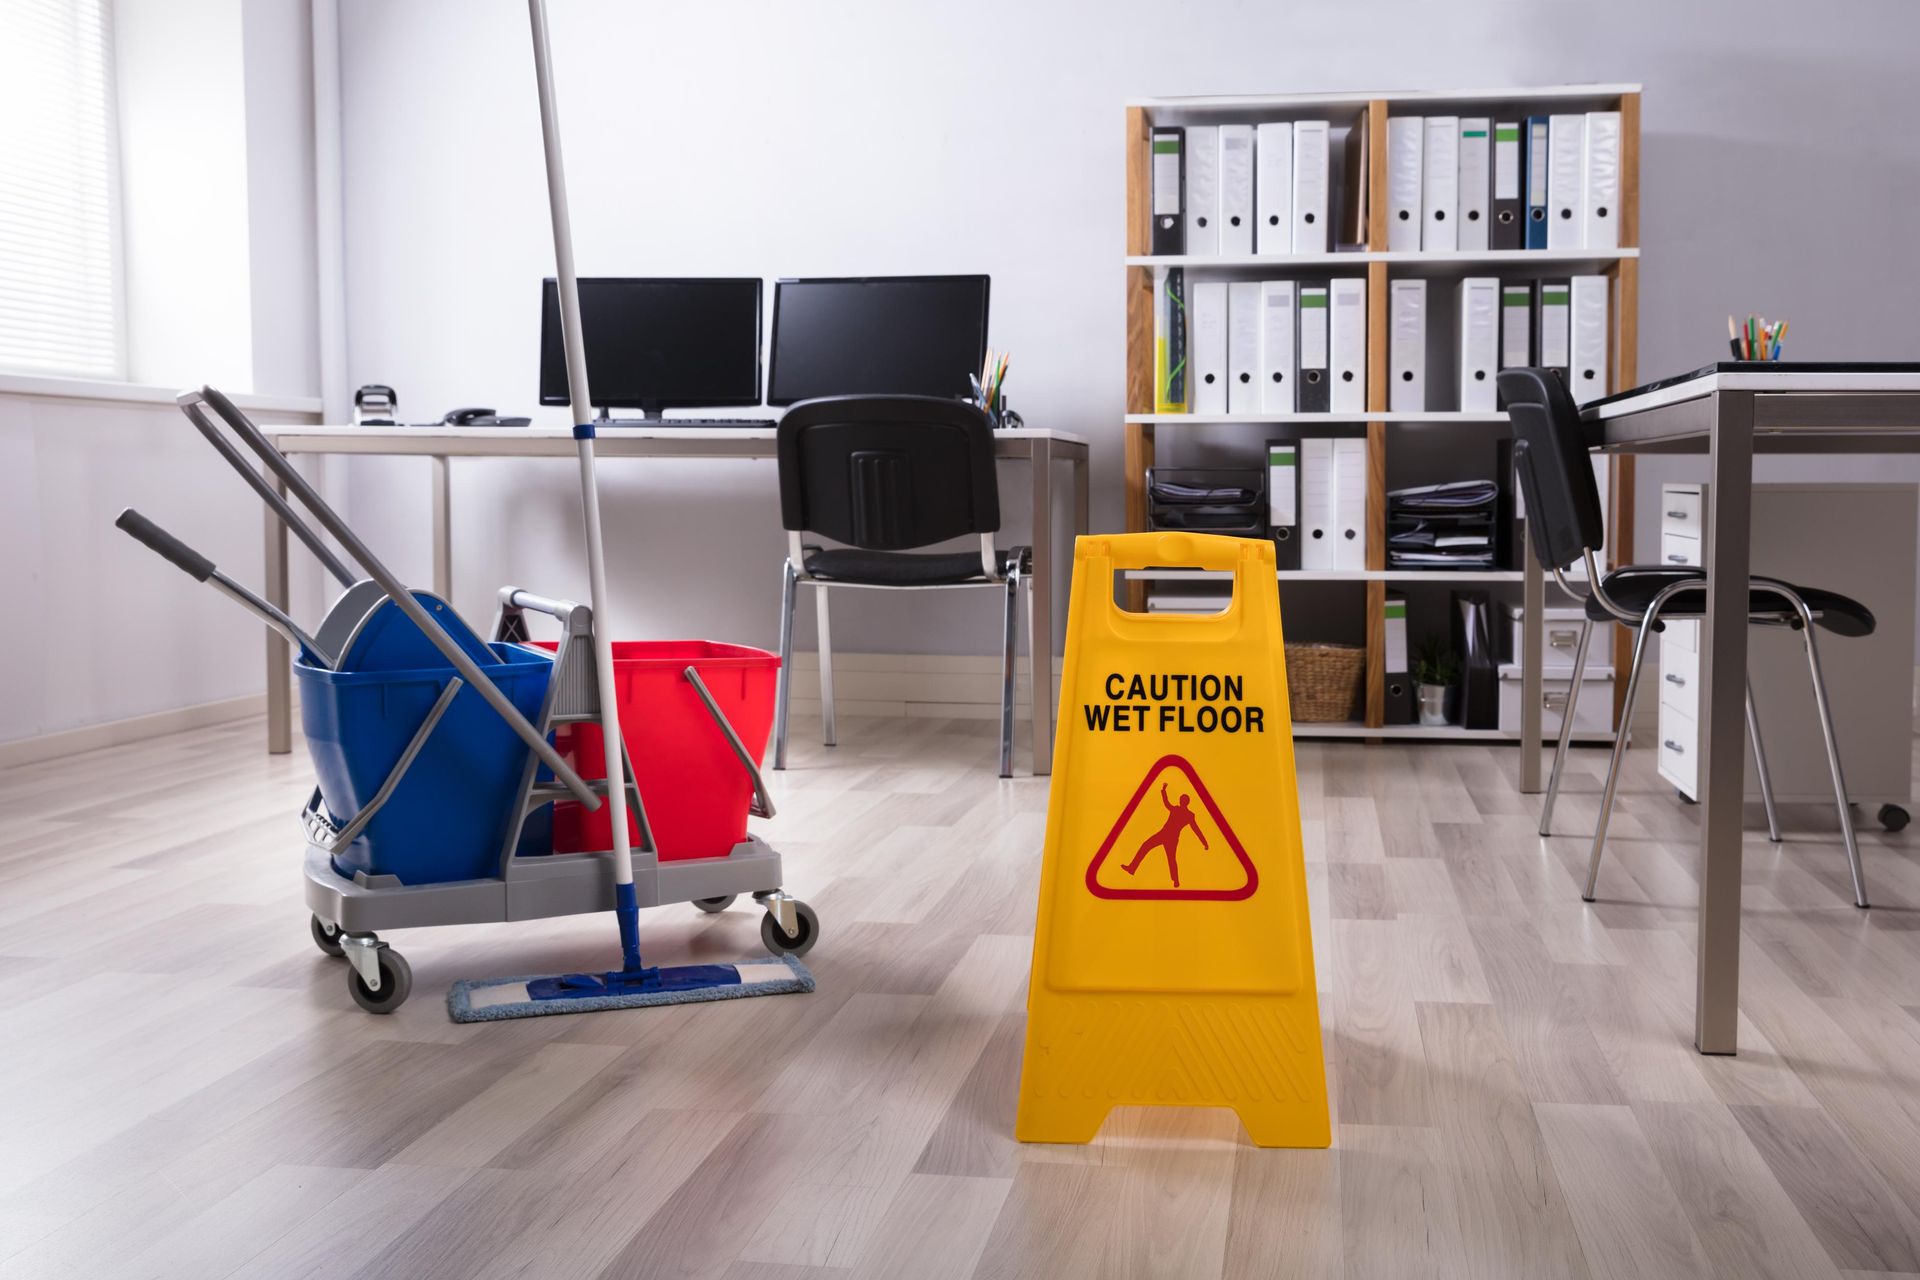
[1412,638,1462,726]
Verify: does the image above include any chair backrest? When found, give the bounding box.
[776,395,1000,549]
[1498,367,1605,572]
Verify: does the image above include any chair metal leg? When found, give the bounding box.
[999,568,1019,778]
[1539,618,1594,836]
[815,583,836,748]
[1745,677,1782,844]
[772,560,797,770]
[1584,607,1664,902]
[1797,615,1869,908]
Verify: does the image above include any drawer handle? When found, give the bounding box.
[1663,739,1686,754]
[1544,692,1570,711]
[1666,554,1689,564]
[1666,509,1688,519]
[1549,631,1578,649]
[1664,673,1686,686]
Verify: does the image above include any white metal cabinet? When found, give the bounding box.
[1656,482,1915,815]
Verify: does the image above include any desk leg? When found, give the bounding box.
[265,469,292,755]
[1697,391,1754,1055]
[1520,536,1545,793]
[1028,438,1056,774]
[1073,449,1089,538]
[431,455,452,599]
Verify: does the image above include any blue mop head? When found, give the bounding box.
[446,954,814,1023]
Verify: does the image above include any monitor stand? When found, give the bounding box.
[593,403,664,425]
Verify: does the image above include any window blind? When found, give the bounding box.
[0,0,124,380]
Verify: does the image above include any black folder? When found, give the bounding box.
[1150,127,1185,256]
[1297,280,1331,413]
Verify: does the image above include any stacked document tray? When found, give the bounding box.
[1387,478,1499,569]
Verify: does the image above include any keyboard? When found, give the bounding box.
[604,417,776,429]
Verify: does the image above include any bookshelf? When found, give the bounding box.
[1122,85,1640,741]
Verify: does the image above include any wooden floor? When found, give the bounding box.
[3,713,1920,1279]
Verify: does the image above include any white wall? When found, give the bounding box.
[328,0,1920,660]
[114,0,255,391]
[0,0,326,748]
[0,390,326,744]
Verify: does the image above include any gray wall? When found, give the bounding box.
[332,0,1920,657]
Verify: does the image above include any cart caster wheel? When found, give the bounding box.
[348,947,412,1014]
[761,900,819,957]
[311,915,345,958]
[1879,804,1910,833]
[694,895,737,914]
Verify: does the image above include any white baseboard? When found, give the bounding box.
[783,651,1062,722]
[0,693,271,769]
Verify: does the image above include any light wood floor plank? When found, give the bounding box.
[1535,1103,1712,1279]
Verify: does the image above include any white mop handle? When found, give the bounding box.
[528,0,632,880]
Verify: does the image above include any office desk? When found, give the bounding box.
[1520,367,1920,1055]
[258,424,1090,772]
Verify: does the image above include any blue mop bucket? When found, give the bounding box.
[297,642,553,885]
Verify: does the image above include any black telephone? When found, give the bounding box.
[440,407,531,428]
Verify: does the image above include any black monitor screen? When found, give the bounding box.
[768,275,990,406]
[539,277,762,411]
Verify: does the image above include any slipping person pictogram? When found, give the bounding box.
[1123,784,1209,888]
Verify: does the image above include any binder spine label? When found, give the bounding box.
[1540,286,1571,367]
[1152,135,1181,216]
[1500,285,1531,368]
[1268,447,1297,525]
[1298,289,1328,367]
[1493,124,1520,199]
[1527,122,1549,204]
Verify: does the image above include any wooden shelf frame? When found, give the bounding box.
[1123,85,1641,734]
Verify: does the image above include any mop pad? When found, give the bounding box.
[448,953,813,1022]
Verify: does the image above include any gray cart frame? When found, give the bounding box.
[306,586,809,1007]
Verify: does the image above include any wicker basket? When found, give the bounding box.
[1285,643,1365,723]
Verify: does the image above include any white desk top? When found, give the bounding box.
[1586,369,1920,420]
[267,423,1088,445]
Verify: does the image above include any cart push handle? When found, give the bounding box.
[178,385,603,812]
[116,507,211,581]
[116,507,336,668]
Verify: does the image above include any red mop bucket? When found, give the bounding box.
[544,640,780,861]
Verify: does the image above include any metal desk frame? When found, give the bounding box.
[258,424,1091,774]
[1519,370,1920,1054]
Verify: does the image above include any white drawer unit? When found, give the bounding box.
[1661,531,1701,569]
[1655,482,1916,815]
[1659,486,1704,539]
[1498,663,1615,738]
[1501,603,1590,671]
[1657,706,1699,796]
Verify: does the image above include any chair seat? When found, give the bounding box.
[803,545,1029,587]
[1588,567,1875,638]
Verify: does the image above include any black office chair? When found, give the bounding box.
[1500,367,1871,909]
[771,395,1032,777]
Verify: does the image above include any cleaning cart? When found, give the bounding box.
[119,385,818,1014]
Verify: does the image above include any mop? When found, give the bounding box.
[447,0,811,1022]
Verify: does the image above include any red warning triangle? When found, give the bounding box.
[1085,754,1257,901]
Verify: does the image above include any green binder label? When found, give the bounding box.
[1494,125,1520,142]
[1153,139,1180,154]
[1383,601,1406,620]
[1299,291,1328,308]
[1541,288,1570,306]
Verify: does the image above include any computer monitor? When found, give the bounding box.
[539,277,762,416]
[767,275,990,406]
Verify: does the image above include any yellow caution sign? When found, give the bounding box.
[1016,532,1329,1148]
